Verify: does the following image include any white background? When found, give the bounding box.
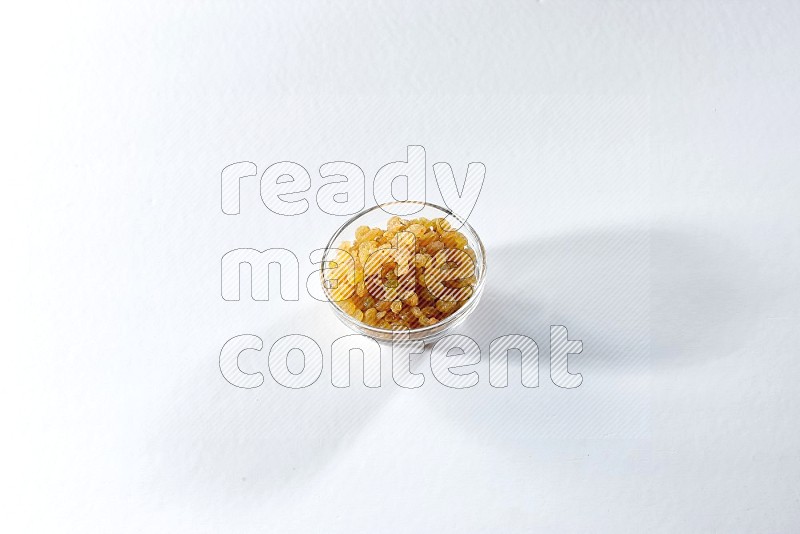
[3,1,800,532]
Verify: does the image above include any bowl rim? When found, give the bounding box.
[321,200,487,337]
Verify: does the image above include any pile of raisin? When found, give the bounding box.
[327,216,477,329]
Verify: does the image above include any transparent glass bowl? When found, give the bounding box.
[321,201,487,344]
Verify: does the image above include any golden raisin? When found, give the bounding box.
[329,215,477,329]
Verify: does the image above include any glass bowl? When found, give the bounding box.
[320,201,487,344]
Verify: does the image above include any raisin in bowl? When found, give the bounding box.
[321,201,487,344]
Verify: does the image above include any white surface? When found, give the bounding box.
[3,1,800,532]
